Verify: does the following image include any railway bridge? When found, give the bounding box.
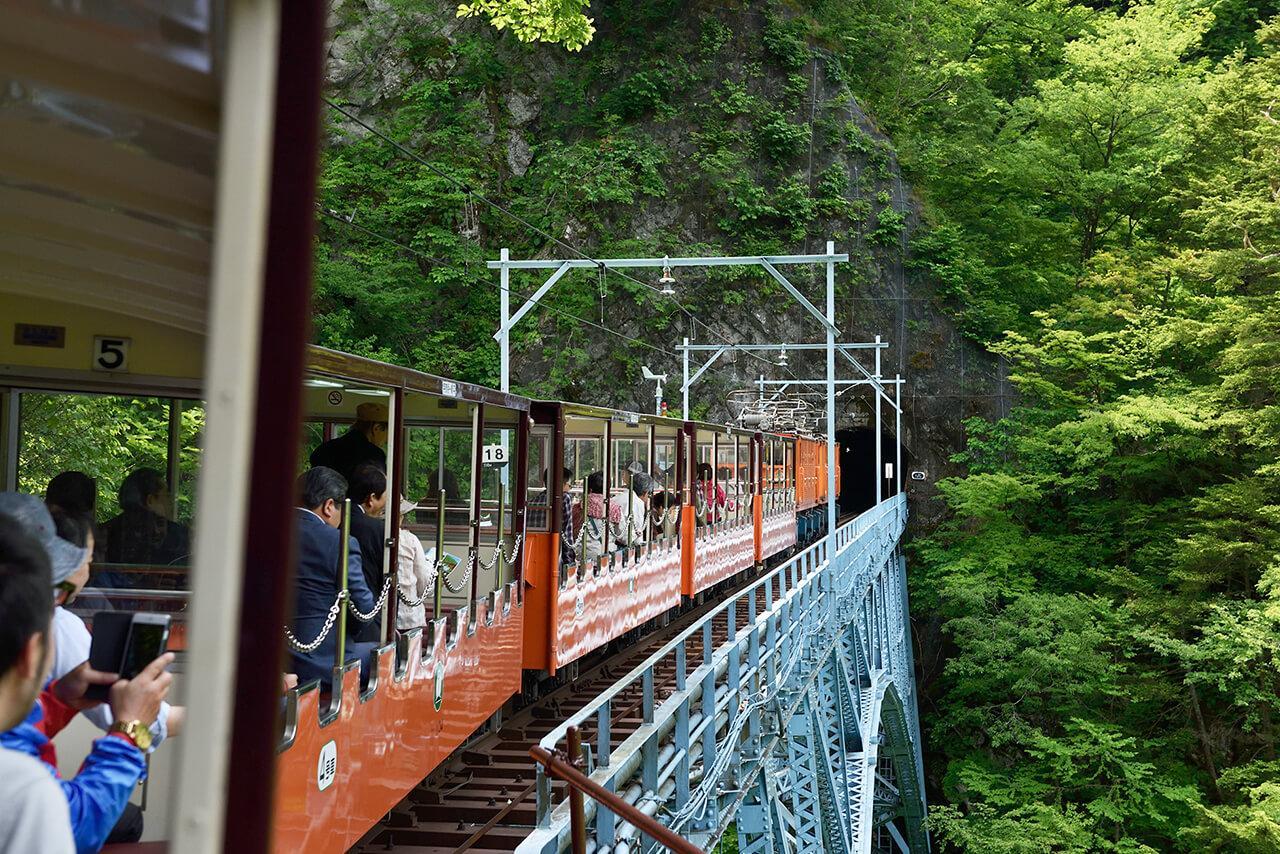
[519,495,926,854]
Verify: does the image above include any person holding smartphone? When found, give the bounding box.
[0,493,175,854]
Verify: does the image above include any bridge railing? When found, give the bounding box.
[520,494,908,854]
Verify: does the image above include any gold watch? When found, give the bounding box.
[109,719,153,751]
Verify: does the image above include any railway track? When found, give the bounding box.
[352,549,812,854]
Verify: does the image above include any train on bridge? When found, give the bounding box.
[0,3,860,852]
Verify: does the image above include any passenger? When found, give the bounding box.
[650,491,679,541]
[0,514,74,854]
[427,468,460,502]
[308,402,388,481]
[290,467,377,688]
[609,472,653,548]
[0,493,174,854]
[44,510,183,847]
[695,463,728,525]
[98,468,190,576]
[346,463,388,644]
[44,473,96,529]
[395,498,435,632]
[578,471,609,562]
[556,467,577,566]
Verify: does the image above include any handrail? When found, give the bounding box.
[530,726,705,854]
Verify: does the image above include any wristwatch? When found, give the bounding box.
[108,719,153,751]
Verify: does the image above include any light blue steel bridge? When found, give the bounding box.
[520,494,928,853]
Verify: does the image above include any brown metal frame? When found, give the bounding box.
[224,1,326,849]
[530,726,705,854]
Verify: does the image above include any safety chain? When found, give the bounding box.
[348,572,396,623]
[283,590,347,654]
[441,551,474,593]
[397,554,438,608]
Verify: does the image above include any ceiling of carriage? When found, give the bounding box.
[0,2,219,334]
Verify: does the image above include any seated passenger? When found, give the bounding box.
[0,512,74,854]
[44,472,97,541]
[98,468,190,578]
[395,498,435,632]
[290,468,377,688]
[694,463,729,525]
[555,467,577,566]
[346,463,388,644]
[650,491,679,541]
[578,472,608,563]
[45,510,183,847]
[609,472,653,548]
[309,403,388,481]
[0,493,174,854]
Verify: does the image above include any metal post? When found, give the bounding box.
[499,247,510,393]
[567,726,588,854]
[875,334,883,504]
[434,488,445,621]
[335,498,351,672]
[825,241,837,540]
[682,336,690,418]
[895,374,902,496]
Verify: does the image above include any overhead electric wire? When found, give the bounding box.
[317,205,784,401]
[321,97,811,381]
[317,205,673,357]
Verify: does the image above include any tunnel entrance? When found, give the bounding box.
[836,427,905,517]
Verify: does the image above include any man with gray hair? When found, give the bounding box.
[609,472,654,549]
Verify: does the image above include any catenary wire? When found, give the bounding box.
[322,97,811,380]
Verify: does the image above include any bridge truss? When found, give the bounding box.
[521,495,928,853]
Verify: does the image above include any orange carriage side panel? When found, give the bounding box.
[761,504,798,561]
[522,531,556,672]
[551,538,683,671]
[680,504,696,596]
[271,589,523,854]
[685,518,756,597]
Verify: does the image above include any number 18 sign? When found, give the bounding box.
[482,444,509,467]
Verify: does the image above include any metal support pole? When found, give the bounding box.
[499,247,510,393]
[682,336,690,417]
[875,334,883,504]
[895,374,902,496]
[825,241,837,539]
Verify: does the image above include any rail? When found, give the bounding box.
[521,494,908,853]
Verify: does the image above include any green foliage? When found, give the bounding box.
[754,112,811,164]
[910,17,1280,849]
[455,0,595,50]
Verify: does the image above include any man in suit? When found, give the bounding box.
[308,402,388,481]
[346,463,388,644]
[290,467,377,688]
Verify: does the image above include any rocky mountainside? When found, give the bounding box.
[319,0,1004,514]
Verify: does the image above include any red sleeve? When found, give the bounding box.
[38,689,78,740]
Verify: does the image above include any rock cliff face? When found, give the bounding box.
[322,0,1005,520]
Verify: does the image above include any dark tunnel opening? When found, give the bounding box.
[836,427,907,517]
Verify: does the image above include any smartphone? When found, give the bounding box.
[120,613,171,681]
[85,612,171,701]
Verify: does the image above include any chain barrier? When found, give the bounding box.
[441,551,474,593]
[348,572,396,623]
[283,590,347,654]
[397,555,438,608]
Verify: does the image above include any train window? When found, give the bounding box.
[653,440,677,496]
[564,437,601,491]
[717,442,737,498]
[479,427,514,529]
[526,429,550,531]
[611,438,648,492]
[738,439,753,494]
[10,389,203,608]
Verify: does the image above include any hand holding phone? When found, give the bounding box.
[108,652,176,727]
[86,612,172,703]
